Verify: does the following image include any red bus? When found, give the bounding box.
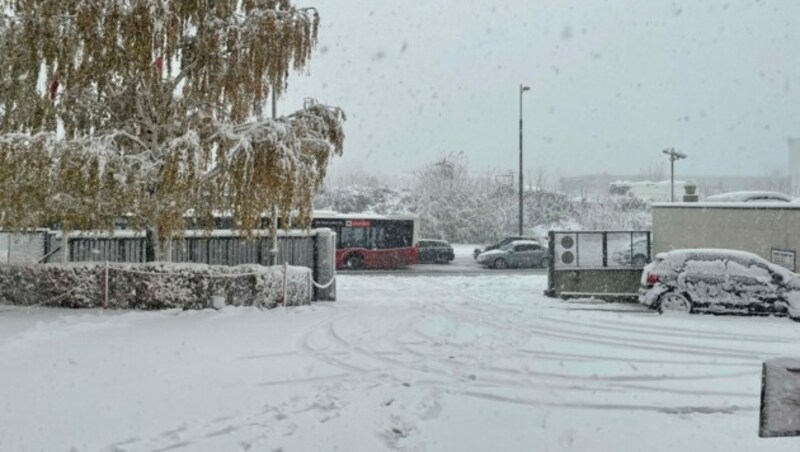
[311,212,419,270]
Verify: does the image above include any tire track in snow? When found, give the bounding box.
[533,313,796,345]
[432,300,777,362]
[312,308,754,414]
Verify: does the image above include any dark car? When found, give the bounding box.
[639,249,800,321]
[473,236,540,260]
[417,239,455,264]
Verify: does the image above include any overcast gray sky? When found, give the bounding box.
[280,0,800,180]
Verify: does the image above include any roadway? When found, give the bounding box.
[342,244,549,276]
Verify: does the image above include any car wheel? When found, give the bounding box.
[631,254,647,267]
[540,256,551,269]
[493,258,508,270]
[658,292,691,313]
[345,254,364,270]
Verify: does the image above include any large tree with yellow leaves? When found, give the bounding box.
[0,0,344,260]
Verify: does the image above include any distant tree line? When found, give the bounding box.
[315,154,651,243]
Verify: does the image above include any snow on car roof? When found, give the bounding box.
[656,248,762,260]
[653,248,799,282]
[507,240,541,246]
[655,248,788,270]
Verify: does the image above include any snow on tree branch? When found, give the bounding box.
[0,1,345,259]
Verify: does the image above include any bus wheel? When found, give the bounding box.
[345,254,364,270]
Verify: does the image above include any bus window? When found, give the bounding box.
[340,226,368,248]
[369,225,386,249]
[384,220,413,248]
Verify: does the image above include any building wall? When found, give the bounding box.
[0,232,46,264]
[652,204,800,271]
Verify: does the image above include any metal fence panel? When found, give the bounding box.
[50,234,318,271]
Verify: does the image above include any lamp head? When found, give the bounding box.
[662,148,687,160]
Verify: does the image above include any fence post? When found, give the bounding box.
[308,272,313,306]
[546,230,556,297]
[602,232,608,268]
[103,261,109,309]
[283,261,288,308]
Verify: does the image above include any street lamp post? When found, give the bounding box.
[271,89,279,265]
[519,84,530,235]
[662,147,687,202]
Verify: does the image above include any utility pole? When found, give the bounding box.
[271,89,279,265]
[662,147,687,202]
[518,84,530,235]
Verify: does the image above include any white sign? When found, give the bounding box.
[771,249,796,272]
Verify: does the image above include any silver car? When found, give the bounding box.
[612,238,651,267]
[477,240,550,269]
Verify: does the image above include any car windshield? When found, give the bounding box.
[500,243,516,252]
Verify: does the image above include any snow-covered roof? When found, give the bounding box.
[653,201,800,209]
[704,191,792,202]
[611,180,687,187]
[312,211,418,221]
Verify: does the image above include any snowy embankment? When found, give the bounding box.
[1,275,799,451]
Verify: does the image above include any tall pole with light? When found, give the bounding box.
[662,147,687,202]
[271,89,279,265]
[518,84,530,235]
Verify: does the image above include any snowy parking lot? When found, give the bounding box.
[1,274,799,451]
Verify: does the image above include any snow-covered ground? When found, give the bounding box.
[1,274,799,451]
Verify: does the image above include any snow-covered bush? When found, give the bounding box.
[315,186,414,215]
[315,155,652,243]
[0,263,311,309]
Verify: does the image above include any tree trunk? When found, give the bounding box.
[145,227,161,262]
[61,230,70,263]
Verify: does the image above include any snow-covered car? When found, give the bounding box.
[611,238,650,267]
[417,239,455,264]
[639,249,800,321]
[704,191,792,202]
[473,236,540,260]
[476,240,549,269]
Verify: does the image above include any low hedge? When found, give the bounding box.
[0,263,312,309]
